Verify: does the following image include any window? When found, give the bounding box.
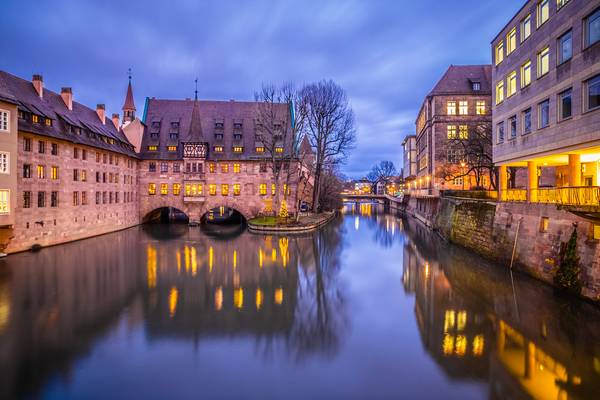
[82,191,87,205]
[585,74,600,111]
[73,192,79,206]
[24,138,31,152]
[521,14,532,42]
[147,145,158,151]
[271,183,276,196]
[539,99,550,128]
[447,101,457,115]
[592,224,600,240]
[209,184,217,196]
[221,164,229,173]
[447,125,457,139]
[81,170,87,181]
[173,163,180,173]
[275,147,284,153]
[255,146,265,153]
[214,146,223,152]
[0,152,8,174]
[0,190,8,214]
[73,169,79,181]
[23,191,31,208]
[537,0,549,27]
[233,163,241,173]
[557,0,570,10]
[507,28,517,54]
[558,30,572,64]
[496,81,505,104]
[472,82,480,91]
[458,101,468,115]
[507,71,517,97]
[51,191,58,207]
[0,110,8,132]
[221,184,229,196]
[509,116,517,138]
[23,164,31,178]
[523,108,532,134]
[476,101,486,115]
[148,183,156,195]
[446,148,464,164]
[37,165,45,179]
[233,146,243,153]
[233,183,241,196]
[38,141,45,154]
[559,89,572,120]
[495,41,504,65]
[73,147,79,158]
[540,217,549,233]
[209,163,216,173]
[160,162,168,173]
[259,162,267,173]
[82,149,87,160]
[51,143,58,155]
[497,122,505,143]
[45,118,52,127]
[173,183,181,195]
[585,8,600,47]
[521,61,532,87]
[160,183,168,195]
[38,191,46,208]
[259,183,267,195]
[538,47,550,77]
[149,162,156,172]
[458,125,468,139]
[167,145,177,152]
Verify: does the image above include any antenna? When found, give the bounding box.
[194,78,198,101]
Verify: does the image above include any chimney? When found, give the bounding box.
[32,74,43,98]
[96,104,106,124]
[61,87,73,110]
[112,113,120,129]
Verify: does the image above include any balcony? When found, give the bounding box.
[531,186,600,207]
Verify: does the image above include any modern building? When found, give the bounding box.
[415,65,493,195]
[402,134,417,184]
[492,0,600,204]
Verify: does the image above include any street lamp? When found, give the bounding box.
[460,161,466,190]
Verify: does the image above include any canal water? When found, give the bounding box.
[1,203,600,399]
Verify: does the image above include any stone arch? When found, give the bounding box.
[142,206,189,223]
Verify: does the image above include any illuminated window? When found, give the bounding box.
[45,118,52,126]
[495,80,505,105]
[0,110,8,132]
[447,125,457,139]
[259,183,267,195]
[214,146,223,152]
[476,101,486,115]
[592,224,600,240]
[147,145,158,151]
[233,163,241,173]
[160,183,168,195]
[221,184,229,196]
[209,163,216,173]
[507,71,517,97]
[557,0,570,10]
[283,184,290,195]
[221,163,229,173]
[537,0,549,27]
[148,183,156,195]
[81,170,87,181]
[48,166,57,180]
[173,183,181,195]
[458,125,468,139]
[255,146,265,153]
[540,216,549,232]
[275,147,284,153]
[185,183,202,196]
[233,183,241,196]
[521,14,531,42]
[167,145,177,151]
[0,190,9,214]
[233,146,243,153]
[209,184,217,196]
[495,41,504,65]
[32,114,39,123]
[458,101,468,115]
[537,47,549,77]
[506,28,516,54]
[37,165,45,179]
[521,60,532,87]
[447,101,456,115]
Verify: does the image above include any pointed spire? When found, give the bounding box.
[122,68,136,124]
[188,95,203,140]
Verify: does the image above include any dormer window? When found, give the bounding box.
[167,145,177,152]
[233,121,243,129]
[32,114,40,123]
[233,133,242,140]
[214,146,223,153]
[275,147,284,153]
[150,120,161,135]
[147,145,158,151]
[45,118,52,127]
[215,121,224,129]
[233,146,243,153]
[170,132,178,139]
[215,133,224,140]
[472,82,481,91]
[170,121,180,132]
[255,146,265,153]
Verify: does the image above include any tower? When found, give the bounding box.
[122,68,136,124]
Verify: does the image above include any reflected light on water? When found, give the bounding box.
[169,287,178,317]
[191,247,198,276]
[274,287,283,305]
[256,288,263,310]
[209,246,214,272]
[234,288,244,309]
[233,250,237,269]
[147,245,157,289]
[0,283,9,333]
[215,286,223,311]
[354,216,359,231]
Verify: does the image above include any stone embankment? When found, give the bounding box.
[248,212,337,234]
[401,194,600,302]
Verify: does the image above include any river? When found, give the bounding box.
[0,203,599,399]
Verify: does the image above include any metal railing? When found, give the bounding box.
[531,186,600,206]
[504,189,527,202]
[441,190,498,200]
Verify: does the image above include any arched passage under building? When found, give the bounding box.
[200,206,247,238]
[142,207,190,224]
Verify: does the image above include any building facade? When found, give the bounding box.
[415,65,493,195]
[402,134,417,183]
[492,0,600,203]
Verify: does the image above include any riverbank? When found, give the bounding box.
[248,211,337,234]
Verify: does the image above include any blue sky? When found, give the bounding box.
[0,0,523,178]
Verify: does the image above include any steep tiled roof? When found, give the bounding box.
[140,98,293,161]
[122,80,136,111]
[0,70,136,157]
[428,65,492,96]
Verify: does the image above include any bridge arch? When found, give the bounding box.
[142,206,189,224]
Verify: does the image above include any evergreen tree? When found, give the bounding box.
[279,199,289,219]
[554,227,582,295]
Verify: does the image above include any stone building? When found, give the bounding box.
[402,134,417,184]
[414,65,493,195]
[492,0,600,204]
[0,71,139,253]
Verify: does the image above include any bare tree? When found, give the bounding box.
[365,160,397,193]
[438,122,496,189]
[298,80,356,212]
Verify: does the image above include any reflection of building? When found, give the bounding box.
[493,0,600,204]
